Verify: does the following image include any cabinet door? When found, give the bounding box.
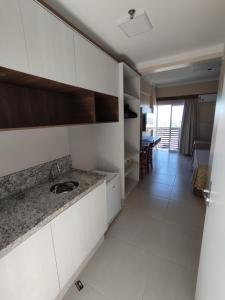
[79,182,107,257]
[50,200,83,288]
[0,0,28,72]
[104,55,118,97]
[0,224,59,300]
[51,183,107,289]
[19,0,75,85]
[107,176,121,224]
[75,33,118,96]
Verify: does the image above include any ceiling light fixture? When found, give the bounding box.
[117,9,153,38]
[128,9,136,20]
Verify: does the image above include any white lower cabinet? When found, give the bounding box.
[107,175,121,224]
[92,171,121,225]
[50,200,84,289]
[0,224,59,300]
[0,183,107,299]
[51,182,107,289]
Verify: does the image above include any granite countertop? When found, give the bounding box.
[0,169,105,259]
[91,170,119,183]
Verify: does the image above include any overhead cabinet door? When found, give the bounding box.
[104,54,118,97]
[19,0,76,85]
[0,0,28,73]
[75,33,118,96]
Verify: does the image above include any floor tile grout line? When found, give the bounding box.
[107,231,198,298]
[108,221,200,272]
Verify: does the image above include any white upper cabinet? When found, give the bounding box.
[105,54,119,97]
[0,0,28,72]
[0,1,118,95]
[19,0,76,85]
[0,224,59,300]
[75,33,118,96]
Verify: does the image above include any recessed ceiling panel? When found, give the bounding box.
[144,59,222,86]
[117,10,153,37]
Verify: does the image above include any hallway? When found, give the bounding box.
[64,150,206,300]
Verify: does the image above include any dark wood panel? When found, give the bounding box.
[0,82,95,129]
[95,93,118,122]
[0,67,118,129]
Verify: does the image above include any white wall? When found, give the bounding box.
[0,127,70,177]
[94,123,124,173]
[156,80,219,98]
[68,125,97,170]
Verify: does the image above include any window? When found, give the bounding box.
[156,103,184,151]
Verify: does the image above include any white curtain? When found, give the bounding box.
[180,99,198,155]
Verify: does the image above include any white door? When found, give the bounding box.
[0,0,28,72]
[195,53,225,300]
[19,0,76,85]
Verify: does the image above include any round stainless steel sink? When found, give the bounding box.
[50,181,79,194]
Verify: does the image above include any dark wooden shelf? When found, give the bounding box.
[95,92,118,123]
[0,67,118,129]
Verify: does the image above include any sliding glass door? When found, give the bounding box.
[157,103,184,151]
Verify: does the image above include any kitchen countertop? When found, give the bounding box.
[0,169,105,259]
[92,170,119,183]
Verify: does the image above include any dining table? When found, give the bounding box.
[141,135,161,148]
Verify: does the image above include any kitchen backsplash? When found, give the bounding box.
[0,155,72,200]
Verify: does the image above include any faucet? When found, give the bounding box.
[49,162,61,182]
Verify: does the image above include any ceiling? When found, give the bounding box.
[44,0,225,70]
[144,60,222,86]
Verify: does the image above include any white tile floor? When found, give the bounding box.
[63,150,205,300]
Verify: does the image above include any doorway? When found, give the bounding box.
[156,103,184,151]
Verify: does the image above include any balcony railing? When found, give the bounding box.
[156,127,181,151]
